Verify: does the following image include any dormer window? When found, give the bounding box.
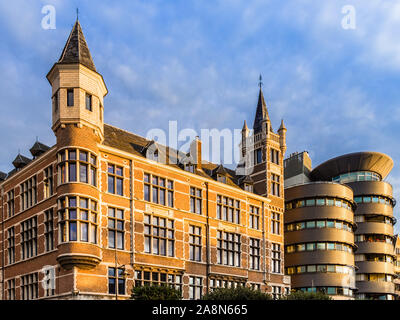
[244,184,253,192]
[67,89,74,106]
[85,93,92,111]
[153,150,159,162]
[217,175,226,183]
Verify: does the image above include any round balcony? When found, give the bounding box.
[356,261,394,275]
[285,229,354,246]
[285,250,355,267]
[290,272,356,289]
[356,280,395,294]
[57,242,101,270]
[355,242,395,256]
[355,222,393,237]
[285,206,354,225]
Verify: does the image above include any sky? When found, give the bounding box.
[0,0,399,230]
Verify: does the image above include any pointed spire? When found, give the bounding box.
[278,119,286,132]
[58,19,97,72]
[242,120,248,131]
[253,76,270,134]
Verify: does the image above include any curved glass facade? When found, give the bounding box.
[332,171,381,183]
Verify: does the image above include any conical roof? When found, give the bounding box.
[242,120,249,131]
[278,119,286,131]
[253,88,270,134]
[58,20,96,72]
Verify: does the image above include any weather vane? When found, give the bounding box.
[258,74,263,88]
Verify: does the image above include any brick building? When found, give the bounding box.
[0,19,289,300]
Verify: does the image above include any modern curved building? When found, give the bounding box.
[284,151,397,300]
[284,182,357,299]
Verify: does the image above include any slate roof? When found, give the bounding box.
[12,154,31,169]
[0,171,6,181]
[30,141,50,157]
[57,20,97,72]
[103,124,245,189]
[253,88,270,134]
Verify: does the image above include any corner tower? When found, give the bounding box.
[46,19,106,271]
[46,19,108,144]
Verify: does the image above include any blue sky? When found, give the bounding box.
[0,0,399,230]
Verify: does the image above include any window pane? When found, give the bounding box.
[81,223,88,242]
[108,176,115,193]
[109,230,115,248]
[144,184,150,201]
[69,163,77,181]
[116,178,123,195]
[117,232,124,249]
[80,164,88,183]
[69,222,77,241]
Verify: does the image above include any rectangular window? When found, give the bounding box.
[272,286,282,300]
[21,273,38,300]
[21,217,37,260]
[271,212,281,235]
[217,231,241,267]
[270,149,280,165]
[144,214,174,257]
[108,207,125,249]
[58,196,97,243]
[134,270,182,292]
[217,196,240,224]
[86,93,92,111]
[7,227,15,264]
[108,267,125,295]
[271,174,280,197]
[58,149,97,186]
[44,209,54,251]
[189,276,203,300]
[189,225,202,262]
[44,166,54,198]
[143,173,174,207]
[7,190,14,217]
[108,164,123,195]
[67,88,74,106]
[254,148,262,165]
[53,91,59,112]
[190,187,202,214]
[249,205,260,229]
[271,243,281,274]
[7,279,15,300]
[20,176,37,211]
[249,238,260,270]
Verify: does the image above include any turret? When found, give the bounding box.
[46,19,104,271]
[241,120,249,157]
[278,119,287,155]
[46,19,108,144]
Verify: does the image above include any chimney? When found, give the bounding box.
[190,136,202,170]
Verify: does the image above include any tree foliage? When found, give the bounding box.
[131,285,182,300]
[202,286,273,300]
